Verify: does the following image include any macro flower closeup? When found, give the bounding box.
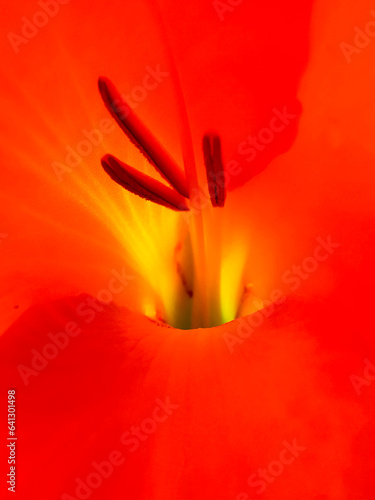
[1,0,375,499]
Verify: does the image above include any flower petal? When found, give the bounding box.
[1,295,374,499]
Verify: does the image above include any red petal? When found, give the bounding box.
[1,296,375,499]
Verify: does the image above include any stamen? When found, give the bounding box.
[101,154,189,212]
[202,133,226,208]
[98,77,189,199]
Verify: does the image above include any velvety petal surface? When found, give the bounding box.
[1,0,375,499]
[1,292,375,499]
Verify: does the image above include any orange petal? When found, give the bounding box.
[1,295,374,499]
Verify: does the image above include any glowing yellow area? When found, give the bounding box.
[107,150,183,326]
[220,243,264,324]
[220,243,248,323]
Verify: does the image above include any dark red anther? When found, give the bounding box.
[202,133,226,208]
[101,154,189,212]
[98,77,189,199]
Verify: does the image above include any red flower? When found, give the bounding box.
[1,1,375,499]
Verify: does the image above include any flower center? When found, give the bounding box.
[98,77,260,329]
